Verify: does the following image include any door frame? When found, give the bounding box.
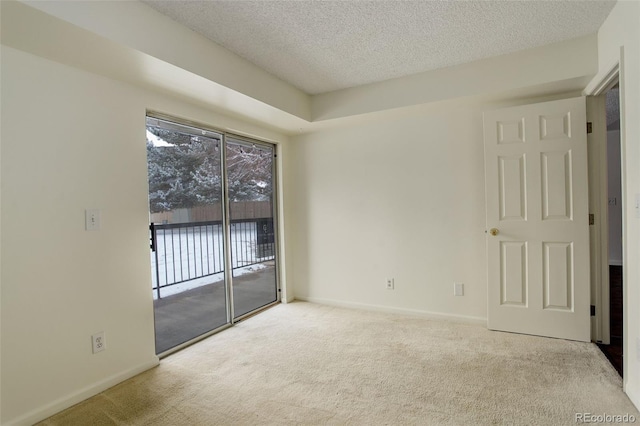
[145,111,282,356]
[224,133,282,322]
[583,50,624,349]
[586,94,611,344]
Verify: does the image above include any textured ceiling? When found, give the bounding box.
[142,0,615,95]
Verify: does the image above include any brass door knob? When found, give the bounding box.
[489,228,499,236]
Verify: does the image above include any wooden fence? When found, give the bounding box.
[150,201,272,223]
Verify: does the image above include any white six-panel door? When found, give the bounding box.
[484,97,590,342]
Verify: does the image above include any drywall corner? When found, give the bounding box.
[312,34,598,121]
[21,0,311,121]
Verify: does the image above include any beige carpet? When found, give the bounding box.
[39,302,638,425]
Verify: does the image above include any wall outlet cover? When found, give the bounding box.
[92,331,106,354]
[454,282,464,296]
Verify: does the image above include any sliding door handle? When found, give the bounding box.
[149,223,157,252]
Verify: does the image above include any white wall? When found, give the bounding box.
[290,96,572,322]
[607,129,623,265]
[597,0,640,409]
[0,46,290,425]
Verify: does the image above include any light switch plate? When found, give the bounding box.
[85,209,101,231]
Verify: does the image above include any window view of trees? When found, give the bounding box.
[226,141,273,203]
[146,127,272,215]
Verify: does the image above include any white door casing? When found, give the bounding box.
[484,97,590,342]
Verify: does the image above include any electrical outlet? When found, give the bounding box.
[454,282,464,296]
[92,331,106,354]
[386,278,394,290]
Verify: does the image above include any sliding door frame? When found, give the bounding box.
[225,133,281,322]
[146,111,281,355]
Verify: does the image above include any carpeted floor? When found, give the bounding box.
[39,302,638,425]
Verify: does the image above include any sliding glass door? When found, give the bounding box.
[146,116,279,355]
[146,117,229,354]
[226,137,278,319]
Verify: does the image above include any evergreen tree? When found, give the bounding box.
[146,127,272,214]
[226,143,272,202]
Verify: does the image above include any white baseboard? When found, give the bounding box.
[625,380,640,412]
[295,296,487,325]
[282,294,295,303]
[5,357,160,426]
[609,259,623,266]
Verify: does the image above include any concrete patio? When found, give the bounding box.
[153,264,277,354]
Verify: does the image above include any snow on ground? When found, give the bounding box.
[152,263,268,299]
[150,223,274,299]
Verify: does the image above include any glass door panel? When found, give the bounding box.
[225,137,278,319]
[146,117,228,354]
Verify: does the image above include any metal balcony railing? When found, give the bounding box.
[150,218,275,298]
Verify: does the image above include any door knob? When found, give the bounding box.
[489,228,499,236]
